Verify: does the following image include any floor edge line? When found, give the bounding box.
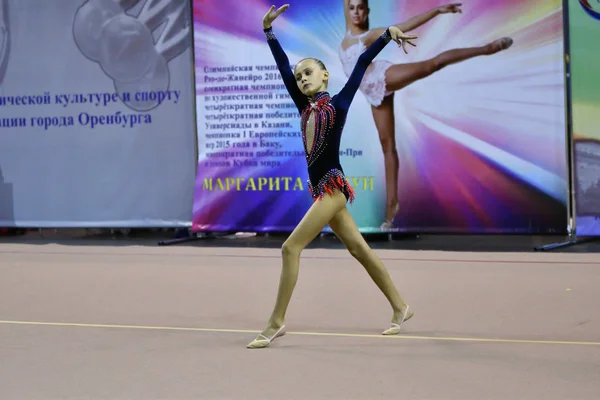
[1,320,597,346]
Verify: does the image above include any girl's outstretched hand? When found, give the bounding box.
[389,26,418,54]
[263,4,289,29]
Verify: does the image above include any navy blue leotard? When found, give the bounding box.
[264,26,392,203]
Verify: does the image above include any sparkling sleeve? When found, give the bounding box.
[263,27,308,113]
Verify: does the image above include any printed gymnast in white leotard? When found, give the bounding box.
[339,30,392,107]
[339,0,513,230]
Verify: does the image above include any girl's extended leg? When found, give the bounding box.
[247,190,347,348]
[328,207,413,331]
[384,37,513,92]
[371,94,399,228]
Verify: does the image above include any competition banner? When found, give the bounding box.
[192,0,569,233]
[0,0,196,227]
[570,0,600,236]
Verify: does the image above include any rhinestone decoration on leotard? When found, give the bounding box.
[300,92,336,167]
[264,28,277,41]
[381,29,392,43]
[307,168,355,204]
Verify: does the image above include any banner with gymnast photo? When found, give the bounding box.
[570,0,600,236]
[191,0,569,233]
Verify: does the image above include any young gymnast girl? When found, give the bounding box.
[339,0,513,229]
[247,4,418,349]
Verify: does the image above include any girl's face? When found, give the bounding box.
[348,0,368,27]
[294,59,329,97]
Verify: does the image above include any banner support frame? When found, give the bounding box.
[533,0,599,251]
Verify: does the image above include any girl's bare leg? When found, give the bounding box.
[385,37,513,92]
[328,207,413,328]
[371,94,399,226]
[247,190,347,348]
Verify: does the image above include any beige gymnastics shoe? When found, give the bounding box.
[246,325,286,349]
